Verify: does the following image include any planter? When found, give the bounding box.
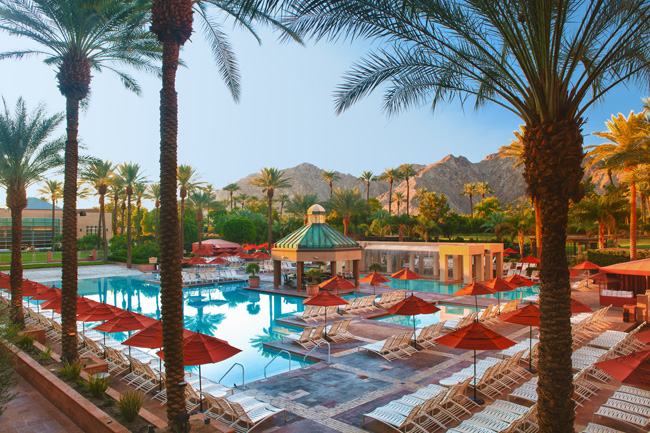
[20,325,46,344]
[248,277,260,288]
[306,284,319,296]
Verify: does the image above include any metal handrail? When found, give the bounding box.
[264,350,292,377]
[219,362,245,386]
[304,340,330,364]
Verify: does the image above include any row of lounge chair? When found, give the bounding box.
[344,295,377,313]
[593,384,650,432]
[204,391,286,432]
[448,402,537,433]
[415,322,446,349]
[292,305,341,322]
[360,331,417,361]
[284,319,356,349]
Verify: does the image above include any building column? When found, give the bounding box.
[387,252,394,273]
[475,254,484,283]
[452,255,461,281]
[433,253,440,279]
[484,251,493,281]
[463,254,472,284]
[440,254,448,283]
[353,260,360,287]
[273,260,281,288]
[331,261,337,277]
[409,253,416,271]
[297,261,304,291]
[495,253,503,278]
[418,253,425,275]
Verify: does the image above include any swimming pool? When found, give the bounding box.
[386,278,539,300]
[37,275,311,385]
[373,304,478,328]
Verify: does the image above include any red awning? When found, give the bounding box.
[600,258,650,276]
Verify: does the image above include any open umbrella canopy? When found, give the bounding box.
[503,247,519,255]
[157,332,241,366]
[122,322,194,349]
[77,303,122,322]
[436,322,516,351]
[252,252,271,260]
[595,350,650,389]
[500,304,540,327]
[31,286,62,301]
[455,282,495,297]
[504,274,536,287]
[519,256,541,264]
[588,272,620,282]
[187,256,208,265]
[209,257,229,265]
[40,296,99,315]
[387,294,440,316]
[303,290,349,307]
[236,252,254,259]
[93,311,158,333]
[319,276,355,293]
[570,298,592,314]
[483,278,517,293]
[19,281,49,297]
[359,272,391,285]
[391,268,421,280]
[572,261,600,271]
[635,330,650,345]
[569,269,580,278]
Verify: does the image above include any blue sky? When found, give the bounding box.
[0,25,647,209]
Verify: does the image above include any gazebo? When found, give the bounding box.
[271,205,362,290]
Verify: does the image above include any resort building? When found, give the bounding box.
[0,197,112,250]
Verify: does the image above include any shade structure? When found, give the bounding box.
[252,252,271,260]
[319,276,355,294]
[40,295,99,315]
[595,350,650,389]
[122,322,195,349]
[454,282,495,318]
[387,295,440,348]
[217,252,234,257]
[569,269,580,278]
[635,330,650,345]
[304,290,349,330]
[504,274,536,287]
[503,247,519,255]
[77,303,122,322]
[209,257,229,265]
[435,322,516,403]
[572,261,600,271]
[359,272,391,295]
[499,304,540,371]
[157,332,241,412]
[519,256,540,264]
[31,286,61,301]
[0,279,10,290]
[391,268,421,292]
[187,256,208,265]
[483,278,517,312]
[236,252,254,259]
[93,311,158,333]
[19,281,46,297]
[588,272,620,282]
[570,298,592,314]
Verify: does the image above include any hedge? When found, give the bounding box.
[583,249,650,267]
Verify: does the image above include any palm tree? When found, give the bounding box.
[321,170,340,199]
[36,179,63,249]
[132,182,148,243]
[460,183,478,216]
[392,191,405,216]
[276,193,290,217]
[285,4,650,428]
[80,160,114,262]
[223,183,240,210]
[586,111,650,260]
[118,163,145,269]
[250,168,292,251]
[236,193,250,209]
[149,183,160,243]
[358,170,376,203]
[285,193,319,224]
[177,164,203,254]
[201,184,216,230]
[476,182,494,201]
[187,190,213,251]
[109,177,124,238]
[0,0,161,363]
[506,201,535,254]
[481,212,509,242]
[378,168,403,214]
[329,187,366,236]
[413,187,428,210]
[0,98,64,326]
[399,164,418,215]
[571,185,628,249]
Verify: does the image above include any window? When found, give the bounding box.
[85,226,99,235]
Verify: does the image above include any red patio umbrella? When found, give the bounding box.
[594,350,650,389]
[319,276,355,294]
[187,256,208,266]
[572,261,600,271]
[454,282,495,318]
[483,278,517,312]
[504,274,536,287]
[209,257,229,265]
[157,332,241,411]
[94,311,158,360]
[40,295,99,315]
[569,269,580,278]
[359,272,391,295]
[77,303,123,347]
[304,290,349,330]
[387,294,440,348]
[519,256,540,264]
[252,252,271,260]
[503,247,519,255]
[499,304,540,372]
[436,322,516,404]
[569,298,592,314]
[635,330,650,345]
[123,322,195,349]
[236,252,254,260]
[31,286,61,301]
[391,268,421,292]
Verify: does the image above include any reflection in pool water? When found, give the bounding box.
[386,278,539,300]
[39,274,311,384]
[373,304,478,328]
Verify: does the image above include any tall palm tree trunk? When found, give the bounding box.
[598,222,605,250]
[126,192,133,268]
[136,205,141,243]
[523,120,584,433]
[61,97,81,363]
[100,192,108,262]
[535,196,542,257]
[112,194,118,236]
[342,216,350,236]
[388,181,393,213]
[406,182,410,215]
[267,192,273,251]
[518,230,525,256]
[121,203,126,234]
[179,195,185,255]
[96,209,102,249]
[366,181,370,203]
[630,180,637,260]
[197,213,202,250]
[51,200,56,249]
[155,36,187,428]
[7,188,26,326]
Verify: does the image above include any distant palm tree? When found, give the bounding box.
[37,179,63,250]
[393,191,405,216]
[118,163,145,268]
[399,164,418,215]
[187,190,213,251]
[506,200,535,254]
[178,164,203,254]
[236,193,250,209]
[286,193,319,224]
[461,183,479,216]
[200,184,216,230]
[476,182,494,201]
[0,98,64,326]
[109,177,124,238]
[321,170,340,199]
[329,187,366,236]
[80,160,114,261]
[413,187,428,210]
[481,212,509,242]
[586,111,650,260]
[358,170,376,203]
[250,168,292,251]
[223,183,240,211]
[132,182,148,243]
[378,168,403,214]
[277,193,290,217]
[149,183,160,243]
[0,0,161,363]
[571,185,628,249]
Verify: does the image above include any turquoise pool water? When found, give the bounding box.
[386,278,539,300]
[38,275,311,385]
[373,304,478,328]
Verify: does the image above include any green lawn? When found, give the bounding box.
[0,250,93,264]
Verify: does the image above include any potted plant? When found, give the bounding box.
[246,262,261,288]
[369,262,383,272]
[305,268,323,296]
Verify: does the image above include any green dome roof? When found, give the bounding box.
[274,222,359,250]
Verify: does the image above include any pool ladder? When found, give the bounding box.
[219,362,245,386]
[264,350,292,377]
[304,340,330,364]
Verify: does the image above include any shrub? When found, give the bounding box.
[305,268,323,284]
[584,249,650,267]
[16,333,36,350]
[118,390,143,422]
[40,345,52,360]
[60,361,83,381]
[87,374,109,398]
[245,262,260,278]
[369,262,383,272]
[102,397,115,407]
[221,217,256,244]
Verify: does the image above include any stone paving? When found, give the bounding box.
[22,264,143,283]
[0,375,83,433]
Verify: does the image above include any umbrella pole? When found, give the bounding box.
[497,292,501,314]
[199,365,203,413]
[412,315,417,349]
[475,296,479,322]
[471,349,484,405]
[528,325,535,373]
